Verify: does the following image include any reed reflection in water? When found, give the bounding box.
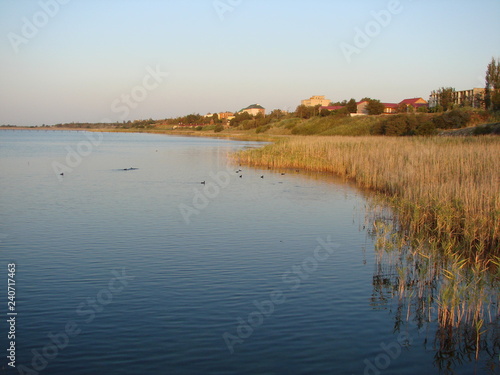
[367,206,500,374]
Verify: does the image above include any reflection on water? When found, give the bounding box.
[368,206,500,374]
[1,130,499,375]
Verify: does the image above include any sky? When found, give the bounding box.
[0,0,499,126]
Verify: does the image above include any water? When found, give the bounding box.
[0,130,498,375]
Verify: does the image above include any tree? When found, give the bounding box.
[435,87,455,111]
[346,99,357,113]
[366,99,385,115]
[485,57,500,111]
[320,108,331,117]
[396,103,408,113]
[229,111,252,127]
[431,109,470,129]
[269,109,285,120]
[474,92,485,109]
[295,104,308,119]
[185,113,202,124]
[295,104,320,119]
[330,100,347,107]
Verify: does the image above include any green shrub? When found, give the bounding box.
[291,117,332,135]
[472,124,500,135]
[432,110,471,129]
[415,121,437,136]
[370,114,435,136]
[241,120,257,130]
[284,119,302,129]
[371,115,416,136]
[214,124,224,133]
[256,125,272,134]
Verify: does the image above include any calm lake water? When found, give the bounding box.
[0,130,498,375]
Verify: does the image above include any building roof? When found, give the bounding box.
[321,106,345,111]
[382,103,399,108]
[241,104,265,111]
[399,98,427,105]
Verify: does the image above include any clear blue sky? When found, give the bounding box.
[0,0,499,125]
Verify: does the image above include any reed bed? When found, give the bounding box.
[236,136,500,257]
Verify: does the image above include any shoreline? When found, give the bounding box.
[0,126,283,143]
[235,136,500,258]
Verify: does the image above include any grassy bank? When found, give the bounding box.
[265,115,379,136]
[236,136,500,257]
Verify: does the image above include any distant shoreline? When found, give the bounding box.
[0,126,282,142]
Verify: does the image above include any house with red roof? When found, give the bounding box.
[356,101,369,115]
[320,105,346,111]
[319,97,428,116]
[382,103,399,114]
[399,98,428,111]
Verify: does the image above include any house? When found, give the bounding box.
[356,101,398,115]
[382,103,398,114]
[239,104,266,116]
[356,101,369,115]
[205,111,234,119]
[301,95,332,107]
[356,98,428,115]
[218,112,234,120]
[399,98,428,111]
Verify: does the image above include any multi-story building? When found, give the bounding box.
[429,88,485,109]
[301,95,332,107]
